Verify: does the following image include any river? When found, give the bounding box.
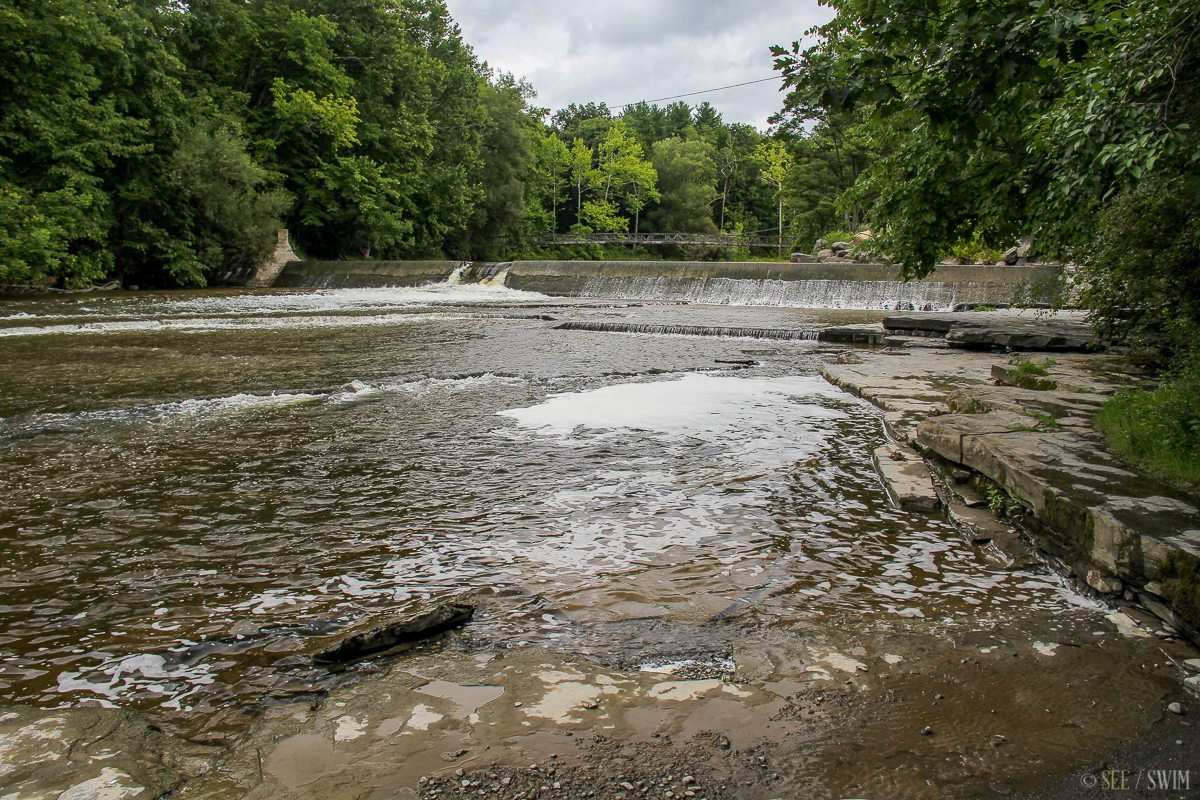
[0,283,1191,799]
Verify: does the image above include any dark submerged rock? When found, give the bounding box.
[314,601,475,664]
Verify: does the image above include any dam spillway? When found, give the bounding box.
[271,259,1063,311]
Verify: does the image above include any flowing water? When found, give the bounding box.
[0,282,1189,797]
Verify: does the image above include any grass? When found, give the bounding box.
[1095,362,1200,488]
[1007,357,1058,391]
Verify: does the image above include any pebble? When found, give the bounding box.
[1168,702,1184,715]
[682,776,695,785]
[921,726,934,736]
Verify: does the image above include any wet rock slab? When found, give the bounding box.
[872,443,940,511]
[883,310,1101,351]
[822,343,1200,640]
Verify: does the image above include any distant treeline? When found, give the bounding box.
[0,0,868,289]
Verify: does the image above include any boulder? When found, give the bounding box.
[1003,246,1020,266]
[790,252,815,263]
[830,241,852,253]
[817,248,836,260]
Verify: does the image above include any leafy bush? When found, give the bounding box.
[1095,354,1200,488]
[816,229,855,249]
[1082,173,1200,356]
[947,235,1004,265]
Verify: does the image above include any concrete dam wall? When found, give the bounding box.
[272,259,1064,311]
[272,260,466,288]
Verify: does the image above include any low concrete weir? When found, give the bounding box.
[555,321,823,340]
[271,259,1063,310]
[272,260,465,288]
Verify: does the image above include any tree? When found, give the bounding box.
[754,141,795,255]
[649,138,717,234]
[590,122,658,233]
[772,0,1199,283]
[524,128,569,238]
[568,138,593,229]
[456,76,535,258]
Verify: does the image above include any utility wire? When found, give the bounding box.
[608,76,782,110]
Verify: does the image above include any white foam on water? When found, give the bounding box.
[4,392,322,433]
[0,277,551,337]
[498,373,846,467]
[494,374,857,570]
[381,373,524,396]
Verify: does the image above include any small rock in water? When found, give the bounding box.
[342,379,369,393]
[921,726,934,736]
[1168,702,1184,715]
[313,601,475,664]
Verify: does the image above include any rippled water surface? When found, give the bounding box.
[0,285,1107,739]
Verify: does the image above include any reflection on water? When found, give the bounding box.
[0,286,1111,739]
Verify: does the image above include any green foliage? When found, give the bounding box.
[773,0,1200,280]
[1095,355,1200,489]
[817,229,855,247]
[986,485,1007,515]
[1081,173,1200,355]
[580,199,626,234]
[1006,357,1058,391]
[947,235,1005,266]
[649,138,717,234]
[167,125,292,285]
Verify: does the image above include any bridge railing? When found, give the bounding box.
[536,232,783,248]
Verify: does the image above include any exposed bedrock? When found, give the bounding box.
[822,315,1200,642]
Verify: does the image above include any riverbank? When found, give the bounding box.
[823,310,1200,646]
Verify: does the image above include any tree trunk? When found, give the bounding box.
[778,195,784,258]
[720,175,730,232]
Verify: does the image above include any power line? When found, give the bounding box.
[609,76,782,110]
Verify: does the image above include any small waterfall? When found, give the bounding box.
[556,321,821,341]
[445,265,470,285]
[480,266,511,288]
[572,276,980,311]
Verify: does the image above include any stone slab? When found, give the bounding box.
[872,444,940,511]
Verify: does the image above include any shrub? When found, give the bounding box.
[1095,353,1200,488]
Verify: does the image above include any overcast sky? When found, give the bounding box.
[443,1,833,131]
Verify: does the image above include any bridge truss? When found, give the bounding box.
[537,232,784,249]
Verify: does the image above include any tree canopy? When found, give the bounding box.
[772,0,1200,348]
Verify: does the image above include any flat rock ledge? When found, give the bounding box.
[882,310,1101,352]
[821,321,1200,642]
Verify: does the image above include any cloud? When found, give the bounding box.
[444,0,833,129]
